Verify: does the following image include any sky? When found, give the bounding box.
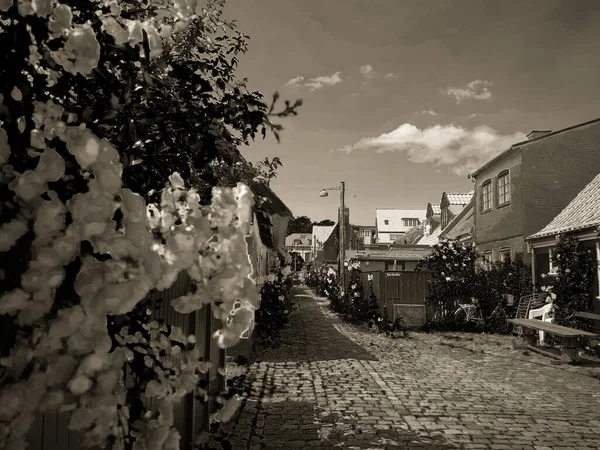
[223,0,600,226]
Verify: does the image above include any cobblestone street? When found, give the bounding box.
[216,287,600,449]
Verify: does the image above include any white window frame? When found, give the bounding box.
[482,180,492,212]
[499,247,511,262]
[497,170,510,206]
[364,229,371,237]
[548,248,558,274]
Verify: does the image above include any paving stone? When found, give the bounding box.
[207,286,600,449]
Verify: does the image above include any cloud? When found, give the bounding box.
[286,71,343,91]
[420,109,437,116]
[335,123,526,176]
[442,79,493,104]
[360,65,375,78]
[359,65,396,81]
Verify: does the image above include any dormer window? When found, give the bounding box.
[293,239,302,246]
[403,218,419,227]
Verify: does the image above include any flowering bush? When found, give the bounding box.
[0,0,301,448]
[304,264,329,297]
[418,239,531,334]
[417,238,477,319]
[549,234,597,330]
[346,266,369,323]
[254,264,295,347]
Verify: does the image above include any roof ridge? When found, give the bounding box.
[470,117,600,178]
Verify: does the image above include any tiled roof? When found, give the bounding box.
[443,201,474,240]
[375,209,427,233]
[430,204,441,214]
[445,191,474,205]
[399,226,424,244]
[346,248,432,262]
[312,225,335,246]
[285,233,312,247]
[417,226,443,246]
[529,172,600,239]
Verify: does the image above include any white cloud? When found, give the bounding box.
[442,79,493,104]
[384,73,397,79]
[360,65,375,78]
[335,123,526,176]
[286,71,343,91]
[420,109,437,116]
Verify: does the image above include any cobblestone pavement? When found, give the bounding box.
[213,287,600,449]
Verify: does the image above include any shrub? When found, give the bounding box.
[255,265,295,348]
[417,238,477,319]
[347,266,369,323]
[549,234,597,330]
[418,239,532,334]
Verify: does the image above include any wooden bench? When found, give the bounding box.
[574,311,600,322]
[574,311,600,347]
[507,318,600,363]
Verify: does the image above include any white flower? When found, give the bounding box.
[68,375,93,395]
[445,277,451,281]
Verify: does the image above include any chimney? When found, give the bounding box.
[526,130,552,140]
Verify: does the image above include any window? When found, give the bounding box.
[481,180,492,212]
[384,220,389,225]
[482,251,493,269]
[389,234,399,241]
[499,248,511,262]
[497,171,510,205]
[364,229,371,237]
[548,248,557,274]
[403,218,419,227]
[293,239,302,246]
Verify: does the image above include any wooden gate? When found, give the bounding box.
[384,271,430,328]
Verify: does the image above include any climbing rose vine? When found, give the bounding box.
[0,1,263,449]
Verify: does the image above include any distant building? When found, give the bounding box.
[375,209,427,244]
[470,117,600,264]
[353,225,377,246]
[417,192,473,246]
[284,233,312,264]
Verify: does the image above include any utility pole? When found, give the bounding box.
[339,181,346,289]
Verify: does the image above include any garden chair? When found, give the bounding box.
[513,293,546,336]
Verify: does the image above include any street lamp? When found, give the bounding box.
[319,182,346,289]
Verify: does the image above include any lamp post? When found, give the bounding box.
[319,182,346,289]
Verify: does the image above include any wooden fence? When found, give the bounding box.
[25,272,222,450]
[360,270,432,328]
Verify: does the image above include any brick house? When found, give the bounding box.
[312,218,363,266]
[469,117,600,265]
[375,209,427,244]
[526,172,600,310]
